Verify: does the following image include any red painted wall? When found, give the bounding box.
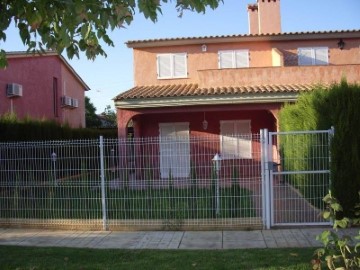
[131,106,276,138]
[0,55,86,128]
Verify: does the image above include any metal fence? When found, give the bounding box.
[0,135,263,230]
[263,129,333,228]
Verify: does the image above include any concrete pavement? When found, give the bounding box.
[1,227,357,249]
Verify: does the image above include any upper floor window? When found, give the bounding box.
[218,50,249,69]
[220,120,252,159]
[298,47,328,66]
[157,53,187,79]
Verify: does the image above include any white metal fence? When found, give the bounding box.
[0,135,263,230]
[263,129,333,228]
[0,129,333,230]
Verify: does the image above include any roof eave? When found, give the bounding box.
[115,93,299,109]
[126,30,360,48]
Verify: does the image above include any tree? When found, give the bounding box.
[101,105,117,127]
[85,96,101,128]
[0,0,223,67]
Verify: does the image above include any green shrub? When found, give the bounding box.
[0,114,117,141]
[312,191,360,270]
[279,80,360,216]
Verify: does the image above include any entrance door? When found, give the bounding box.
[159,122,190,178]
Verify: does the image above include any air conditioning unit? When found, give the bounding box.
[71,98,79,108]
[6,83,23,97]
[61,96,73,107]
[61,96,78,108]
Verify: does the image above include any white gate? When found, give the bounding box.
[262,129,334,228]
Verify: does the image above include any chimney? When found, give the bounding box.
[248,0,281,35]
[247,4,259,35]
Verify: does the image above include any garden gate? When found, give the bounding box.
[261,129,334,228]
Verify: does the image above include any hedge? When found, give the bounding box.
[279,80,360,216]
[0,114,117,141]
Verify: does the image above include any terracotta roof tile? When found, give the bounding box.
[114,83,314,101]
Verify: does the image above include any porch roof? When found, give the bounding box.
[114,83,315,109]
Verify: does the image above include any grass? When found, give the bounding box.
[0,185,255,220]
[0,245,314,270]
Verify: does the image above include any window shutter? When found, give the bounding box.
[314,48,328,65]
[219,51,234,69]
[235,50,249,68]
[298,48,313,66]
[235,121,252,159]
[220,120,252,159]
[220,122,237,158]
[157,54,171,78]
[173,53,187,78]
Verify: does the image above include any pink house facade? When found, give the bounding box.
[114,0,360,180]
[0,52,90,128]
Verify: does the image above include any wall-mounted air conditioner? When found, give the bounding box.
[71,98,79,108]
[61,96,79,108]
[6,83,23,97]
[61,96,73,107]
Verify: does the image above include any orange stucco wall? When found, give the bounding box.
[132,37,360,87]
[0,55,86,128]
[257,0,281,34]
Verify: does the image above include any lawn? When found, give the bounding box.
[0,245,314,270]
[0,185,256,220]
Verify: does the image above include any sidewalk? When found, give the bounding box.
[1,227,356,250]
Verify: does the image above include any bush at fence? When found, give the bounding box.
[279,80,360,216]
[0,113,117,141]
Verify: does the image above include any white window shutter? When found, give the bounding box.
[220,120,252,159]
[235,50,249,68]
[157,54,171,78]
[220,121,237,158]
[219,51,234,69]
[298,48,313,66]
[173,123,190,177]
[173,53,187,78]
[235,121,252,159]
[314,48,328,65]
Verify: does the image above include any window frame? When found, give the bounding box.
[218,49,250,69]
[298,47,329,66]
[156,53,188,79]
[220,120,252,159]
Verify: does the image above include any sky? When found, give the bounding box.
[1,0,360,113]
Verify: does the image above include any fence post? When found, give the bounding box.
[260,130,266,228]
[328,126,335,188]
[99,136,108,231]
[263,129,271,230]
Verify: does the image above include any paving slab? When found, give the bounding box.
[179,231,222,249]
[0,227,358,250]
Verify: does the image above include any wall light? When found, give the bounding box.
[201,44,207,52]
[337,39,345,50]
[202,112,208,130]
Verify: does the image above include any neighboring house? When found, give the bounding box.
[114,0,360,179]
[0,51,90,128]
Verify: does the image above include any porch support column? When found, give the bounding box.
[269,108,280,132]
[117,109,141,138]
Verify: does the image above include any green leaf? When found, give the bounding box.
[323,210,331,219]
[0,50,8,68]
[80,24,91,39]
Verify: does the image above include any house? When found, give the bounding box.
[114,0,360,180]
[0,51,90,128]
